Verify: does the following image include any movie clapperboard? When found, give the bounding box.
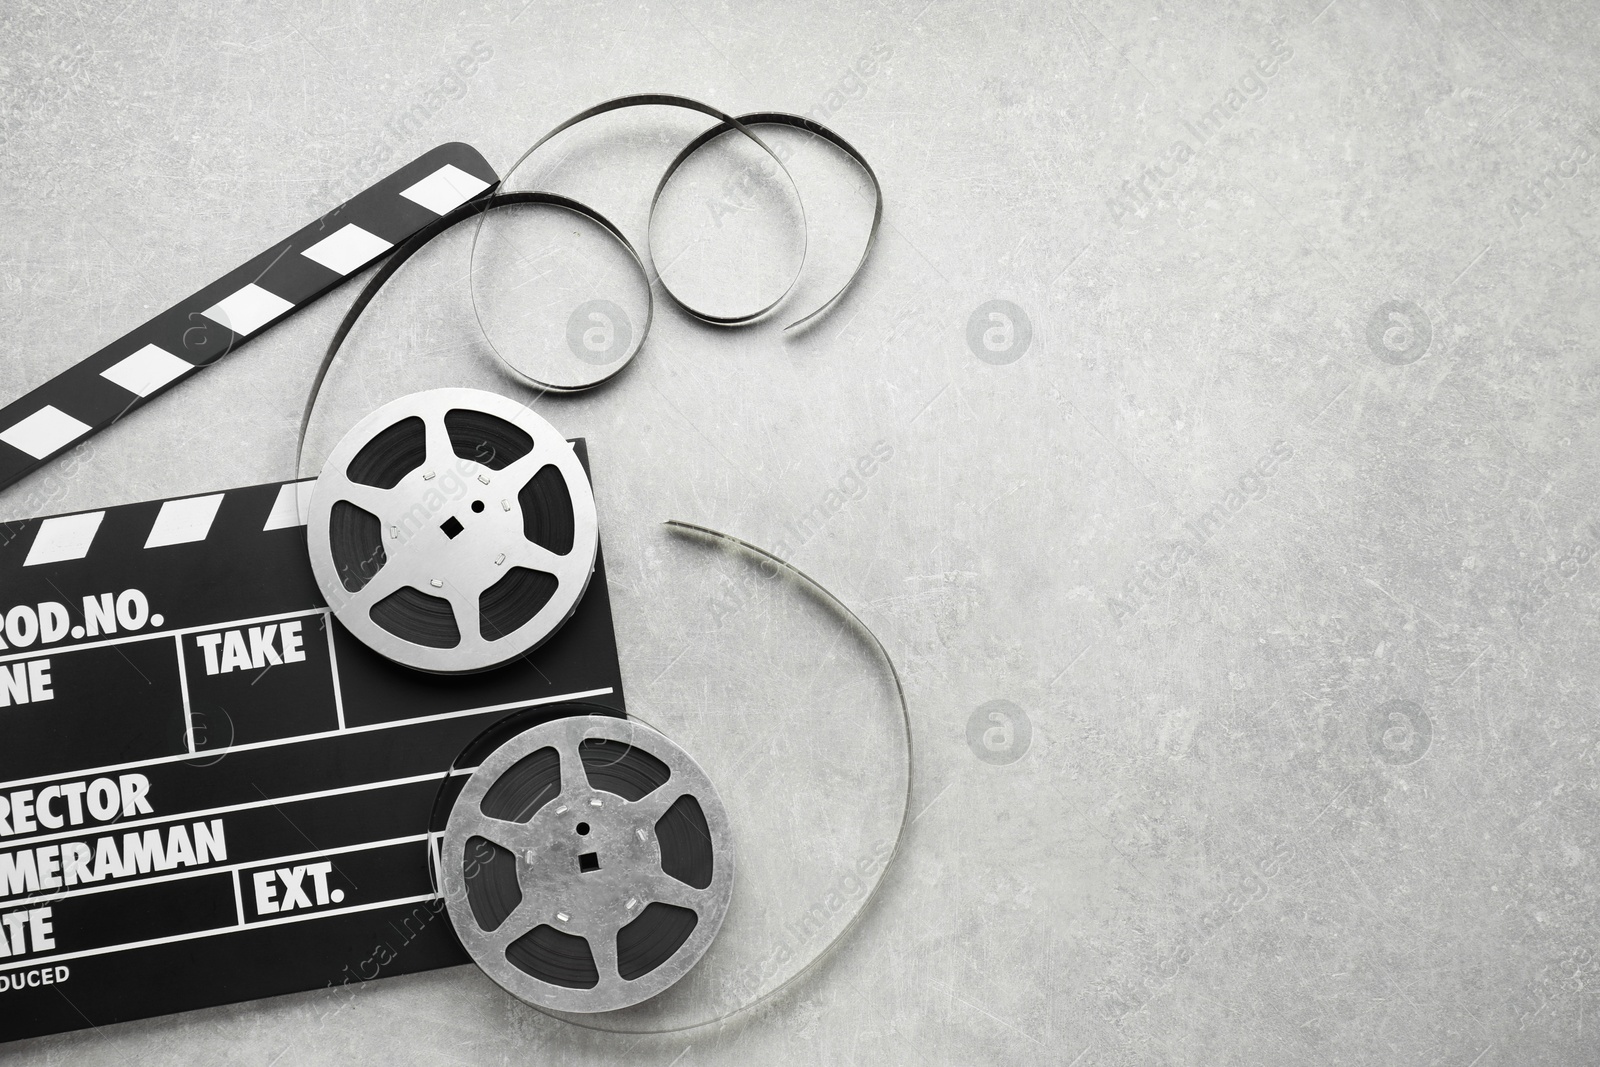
[0,446,624,1041]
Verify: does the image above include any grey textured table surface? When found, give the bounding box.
[5,0,1600,1063]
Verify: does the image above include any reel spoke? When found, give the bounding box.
[505,540,570,582]
[344,556,412,614]
[483,895,542,954]
[455,809,527,854]
[587,927,621,982]
[337,482,399,521]
[554,735,592,802]
[422,413,457,477]
[437,581,482,631]
[639,868,708,911]
[496,449,544,490]
[628,782,691,827]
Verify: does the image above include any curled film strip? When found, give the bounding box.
[470,95,885,392]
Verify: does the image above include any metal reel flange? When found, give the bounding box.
[306,388,598,673]
[440,715,735,1013]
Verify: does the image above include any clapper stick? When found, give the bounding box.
[0,144,499,494]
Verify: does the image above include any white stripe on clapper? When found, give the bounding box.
[0,406,91,461]
[399,164,490,215]
[200,284,294,337]
[23,511,105,567]
[100,344,192,398]
[262,480,316,531]
[145,493,225,549]
[300,224,393,276]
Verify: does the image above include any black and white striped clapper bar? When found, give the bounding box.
[0,143,498,493]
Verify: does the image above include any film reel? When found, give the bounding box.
[305,387,598,673]
[440,714,734,1012]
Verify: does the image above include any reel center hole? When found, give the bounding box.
[578,852,601,873]
[440,516,464,539]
